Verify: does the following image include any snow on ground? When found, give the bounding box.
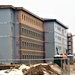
[0,70,8,75]
[7,69,23,75]
[19,64,30,70]
[0,64,30,75]
[0,69,23,75]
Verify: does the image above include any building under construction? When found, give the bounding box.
[0,5,69,64]
[0,5,44,63]
[43,19,68,59]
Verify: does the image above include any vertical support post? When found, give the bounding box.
[61,58,63,75]
[29,59,31,66]
[68,58,70,75]
[29,59,31,75]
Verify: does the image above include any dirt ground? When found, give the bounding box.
[70,71,75,75]
[70,64,75,75]
[62,64,75,75]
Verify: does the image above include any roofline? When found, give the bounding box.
[0,5,43,21]
[0,5,15,9]
[43,19,68,29]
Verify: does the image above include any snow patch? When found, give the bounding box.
[19,64,30,70]
[0,64,30,75]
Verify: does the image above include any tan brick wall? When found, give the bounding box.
[18,11,44,31]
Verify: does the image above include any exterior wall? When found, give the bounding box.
[6,9,20,60]
[0,24,11,59]
[54,43,67,55]
[44,21,67,59]
[0,8,20,63]
[44,22,55,58]
[54,22,67,37]
[10,9,20,59]
[0,6,68,64]
[19,25,44,59]
[0,9,12,61]
[0,7,44,64]
[54,22,67,55]
[18,11,44,61]
[19,11,43,31]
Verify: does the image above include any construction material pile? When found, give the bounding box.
[0,63,62,75]
[25,63,61,75]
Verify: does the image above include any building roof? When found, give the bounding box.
[0,5,43,21]
[43,18,68,29]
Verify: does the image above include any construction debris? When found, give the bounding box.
[25,63,61,75]
[0,63,62,75]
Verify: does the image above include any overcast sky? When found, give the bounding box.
[0,0,75,53]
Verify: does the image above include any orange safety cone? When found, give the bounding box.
[62,54,67,59]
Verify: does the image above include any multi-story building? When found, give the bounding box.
[0,5,44,63]
[44,19,68,59]
[0,5,71,64]
[67,33,73,64]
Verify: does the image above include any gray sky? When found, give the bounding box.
[1,0,75,53]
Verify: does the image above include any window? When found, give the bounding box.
[22,55,24,59]
[69,50,71,53]
[24,42,26,46]
[30,19,32,23]
[31,43,32,47]
[57,27,61,31]
[65,30,66,33]
[29,30,30,34]
[24,29,26,33]
[34,20,35,25]
[26,42,28,47]
[62,38,64,44]
[55,35,57,38]
[21,25,43,40]
[58,36,61,40]
[29,43,30,47]
[32,19,33,24]
[68,38,72,41]
[63,48,66,54]
[22,41,24,46]
[69,46,71,49]
[25,55,26,59]
[69,42,71,45]
[26,29,28,34]
[62,29,64,35]
[22,14,23,20]
[24,16,25,20]
[35,21,37,25]
[22,28,24,32]
[26,16,27,21]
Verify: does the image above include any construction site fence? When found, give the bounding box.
[0,58,70,75]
